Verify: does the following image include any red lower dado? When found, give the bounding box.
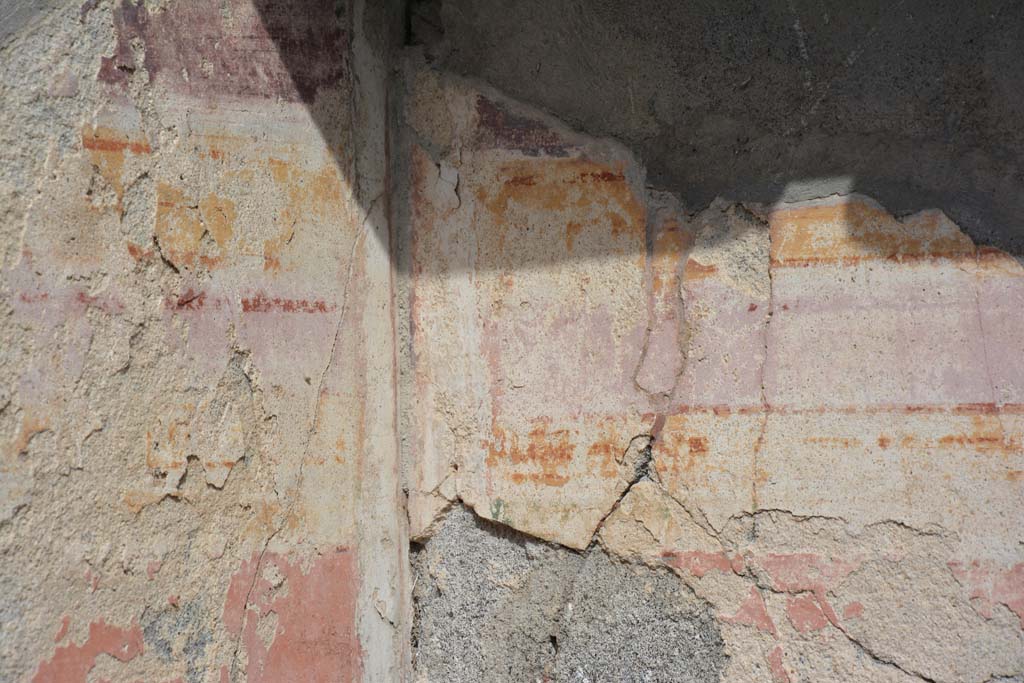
[223,549,362,682]
[33,620,144,683]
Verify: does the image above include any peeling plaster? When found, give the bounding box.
[3,2,1024,681]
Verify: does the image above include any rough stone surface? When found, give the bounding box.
[553,551,725,683]
[412,505,725,682]
[411,505,581,681]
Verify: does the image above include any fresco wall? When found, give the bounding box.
[403,68,1024,683]
[1,2,1021,681]
[0,1,404,680]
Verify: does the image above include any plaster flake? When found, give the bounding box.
[409,81,655,548]
[723,587,778,636]
[784,594,830,633]
[767,645,790,683]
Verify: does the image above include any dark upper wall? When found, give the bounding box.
[411,0,1024,254]
[0,0,65,47]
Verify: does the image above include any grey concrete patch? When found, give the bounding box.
[412,505,725,682]
[412,505,580,680]
[553,551,725,683]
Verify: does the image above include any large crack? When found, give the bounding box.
[587,434,653,546]
[428,430,657,552]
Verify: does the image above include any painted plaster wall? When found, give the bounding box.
[2,1,1023,682]
[0,1,404,680]
[402,66,1024,682]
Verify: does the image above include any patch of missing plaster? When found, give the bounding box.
[412,504,725,682]
[142,597,212,683]
[553,551,725,683]
[687,198,770,300]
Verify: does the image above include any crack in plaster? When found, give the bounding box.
[229,198,375,679]
[150,233,181,274]
[440,431,659,553]
[588,435,654,545]
[751,204,773,512]
[964,248,1011,450]
[842,630,940,683]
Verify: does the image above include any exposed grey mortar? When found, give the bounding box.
[412,504,725,683]
[412,505,581,681]
[553,550,725,683]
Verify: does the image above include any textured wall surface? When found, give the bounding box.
[2,1,1023,682]
[0,1,404,680]
[416,0,1024,255]
[403,66,1024,682]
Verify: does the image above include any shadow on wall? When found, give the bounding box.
[412,0,1024,257]
[91,0,402,266]
[240,0,409,254]
[79,0,407,273]
[251,0,1022,268]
